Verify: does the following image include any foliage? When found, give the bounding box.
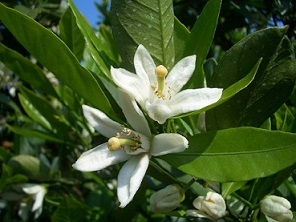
[0,0,295,221]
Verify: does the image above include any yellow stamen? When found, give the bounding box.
[107,137,138,151]
[155,65,168,96]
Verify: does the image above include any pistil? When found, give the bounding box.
[155,65,168,97]
[107,137,139,151]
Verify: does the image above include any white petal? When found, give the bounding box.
[72,144,130,172]
[111,67,150,107]
[146,100,172,124]
[134,44,157,84]
[186,209,212,220]
[32,186,46,213]
[168,88,223,117]
[22,184,43,195]
[117,89,151,136]
[117,154,149,207]
[166,55,196,94]
[82,105,123,138]
[151,133,188,156]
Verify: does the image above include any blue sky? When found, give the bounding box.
[73,0,101,27]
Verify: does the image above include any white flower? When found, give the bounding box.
[72,90,188,208]
[186,191,226,221]
[18,184,47,221]
[150,184,184,213]
[111,44,223,124]
[261,195,293,222]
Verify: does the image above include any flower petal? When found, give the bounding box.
[72,143,130,172]
[82,105,123,138]
[186,209,212,219]
[166,55,196,94]
[117,153,149,207]
[168,88,223,117]
[117,89,151,136]
[151,133,188,156]
[111,67,150,107]
[145,100,172,124]
[134,44,157,84]
[32,186,46,213]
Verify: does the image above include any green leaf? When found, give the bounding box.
[6,125,66,144]
[8,155,40,179]
[174,17,189,62]
[274,104,295,132]
[0,3,116,119]
[18,93,52,131]
[238,37,296,127]
[68,0,114,78]
[222,181,247,197]
[0,43,57,97]
[52,196,89,222]
[59,6,85,61]
[183,0,222,88]
[0,93,22,114]
[19,86,70,137]
[161,127,296,182]
[174,58,261,118]
[111,0,175,70]
[0,164,28,190]
[206,27,290,130]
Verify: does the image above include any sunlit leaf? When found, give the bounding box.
[206,27,293,130]
[111,0,175,70]
[162,127,296,182]
[59,6,85,61]
[0,3,117,119]
[183,0,222,88]
[0,43,57,97]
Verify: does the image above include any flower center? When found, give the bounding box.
[107,128,141,152]
[155,65,168,98]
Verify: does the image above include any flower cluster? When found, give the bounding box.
[73,45,223,207]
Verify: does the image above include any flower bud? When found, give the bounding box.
[150,184,184,213]
[186,191,226,221]
[261,195,293,222]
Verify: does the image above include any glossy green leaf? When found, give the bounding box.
[222,181,247,197]
[174,17,189,62]
[0,43,57,96]
[111,0,175,70]
[183,0,222,88]
[0,93,22,114]
[59,6,85,61]
[18,93,52,131]
[8,155,40,179]
[239,37,296,127]
[0,164,28,190]
[174,58,261,118]
[6,125,66,144]
[161,127,296,182]
[274,104,295,132]
[68,0,113,78]
[0,3,116,118]
[52,196,88,222]
[206,27,292,130]
[19,86,70,137]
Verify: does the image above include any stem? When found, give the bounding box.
[183,178,196,192]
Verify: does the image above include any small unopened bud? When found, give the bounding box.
[186,191,226,221]
[150,184,184,213]
[261,195,293,222]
